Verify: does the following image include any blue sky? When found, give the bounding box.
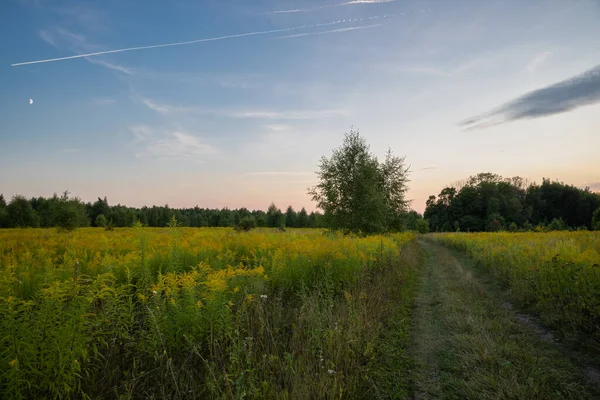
[1,0,599,213]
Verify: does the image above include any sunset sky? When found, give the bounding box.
[2,0,599,213]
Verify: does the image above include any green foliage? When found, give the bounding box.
[309,128,410,234]
[548,217,568,231]
[453,220,460,232]
[486,214,505,232]
[296,207,309,228]
[104,219,115,231]
[235,215,257,231]
[429,231,600,357]
[95,214,107,228]
[425,173,600,232]
[284,206,297,228]
[0,194,324,230]
[7,195,38,228]
[0,227,416,398]
[0,195,8,228]
[593,207,600,230]
[54,191,89,231]
[267,203,284,228]
[416,218,429,234]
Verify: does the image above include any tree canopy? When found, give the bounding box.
[309,128,410,234]
[0,193,324,230]
[425,173,600,232]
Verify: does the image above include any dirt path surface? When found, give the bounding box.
[407,240,596,399]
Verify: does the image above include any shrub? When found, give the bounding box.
[416,218,429,234]
[235,215,257,231]
[548,218,568,231]
[593,207,600,230]
[95,214,107,228]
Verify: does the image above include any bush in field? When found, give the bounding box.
[104,219,115,231]
[416,218,429,234]
[486,214,504,232]
[54,191,89,231]
[235,215,257,231]
[95,214,107,228]
[593,207,600,230]
[548,217,568,231]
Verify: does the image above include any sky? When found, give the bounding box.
[1,0,600,213]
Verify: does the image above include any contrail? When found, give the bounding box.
[11,27,306,67]
[269,0,395,14]
[11,25,313,67]
[278,24,382,39]
[11,15,394,67]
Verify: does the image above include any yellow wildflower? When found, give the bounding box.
[9,359,18,368]
[246,294,254,303]
[343,291,352,302]
[233,287,240,293]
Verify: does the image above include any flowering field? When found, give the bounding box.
[427,232,600,346]
[0,224,415,398]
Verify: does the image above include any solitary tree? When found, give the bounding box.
[309,128,410,234]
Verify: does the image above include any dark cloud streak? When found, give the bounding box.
[461,64,600,130]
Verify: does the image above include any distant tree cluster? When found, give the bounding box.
[424,173,600,232]
[0,193,324,230]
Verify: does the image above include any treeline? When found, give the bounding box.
[0,191,326,229]
[425,173,600,232]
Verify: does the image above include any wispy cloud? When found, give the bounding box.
[243,172,313,176]
[61,148,81,153]
[39,30,58,47]
[37,28,134,74]
[379,65,449,77]
[526,51,552,73]
[278,24,382,39]
[265,124,292,132]
[130,126,154,143]
[22,0,107,32]
[420,166,438,171]
[140,97,348,120]
[86,58,135,75]
[130,127,218,159]
[460,64,600,130]
[269,0,394,14]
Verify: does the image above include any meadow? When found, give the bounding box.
[427,231,600,349]
[0,222,416,399]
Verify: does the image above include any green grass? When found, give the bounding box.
[408,240,593,399]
